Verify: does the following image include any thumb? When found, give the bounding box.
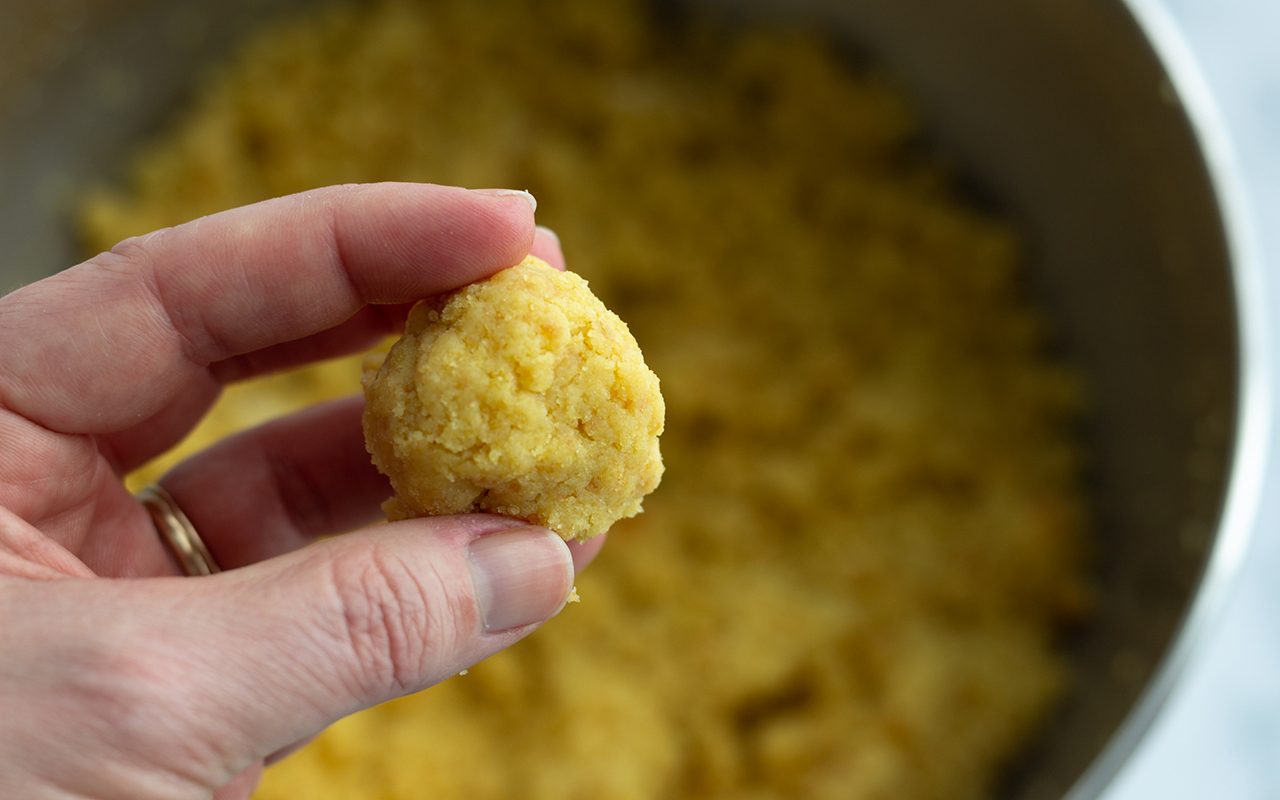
[163,514,573,768]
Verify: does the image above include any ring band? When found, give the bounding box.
[137,485,221,576]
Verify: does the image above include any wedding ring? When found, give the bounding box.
[136,485,221,576]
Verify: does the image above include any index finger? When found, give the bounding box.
[0,183,536,441]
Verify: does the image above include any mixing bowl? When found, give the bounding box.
[0,1,1268,796]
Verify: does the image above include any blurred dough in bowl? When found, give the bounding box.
[82,0,1090,796]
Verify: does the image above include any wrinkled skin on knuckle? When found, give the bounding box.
[325,543,475,700]
[99,224,177,268]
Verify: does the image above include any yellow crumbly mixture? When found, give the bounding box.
[363,256,664,540]
[87,0,1090,797]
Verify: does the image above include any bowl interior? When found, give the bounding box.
[0,1,1239,796]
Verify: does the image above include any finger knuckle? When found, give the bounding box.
[326,544,464,697]
[87,228,165,276]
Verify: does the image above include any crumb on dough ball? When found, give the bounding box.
[362,255,665,540]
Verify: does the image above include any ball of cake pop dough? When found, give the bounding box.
[362,256,665,541]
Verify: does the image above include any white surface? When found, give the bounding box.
[1105,2,1280,798]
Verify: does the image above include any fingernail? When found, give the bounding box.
[468,528,572,632]
[534,224,560,248]
[474,188,537,213]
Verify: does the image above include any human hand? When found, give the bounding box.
[0,183,598,799]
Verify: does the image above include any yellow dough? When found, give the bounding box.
[87,0,1091,796]
[362,256,664,540]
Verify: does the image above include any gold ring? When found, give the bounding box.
[136,485,221,576]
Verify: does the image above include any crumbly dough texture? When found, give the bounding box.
[94,0,1091,797]
[362,256,664,540]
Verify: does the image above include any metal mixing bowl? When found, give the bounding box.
[0,1,1268,796]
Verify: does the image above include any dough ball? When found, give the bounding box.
[362,256,665,540]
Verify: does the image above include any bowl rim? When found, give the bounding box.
[1067,1,1274,796]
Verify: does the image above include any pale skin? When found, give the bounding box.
[0,183,603,799]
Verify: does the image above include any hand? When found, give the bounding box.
[0,183,599,799]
